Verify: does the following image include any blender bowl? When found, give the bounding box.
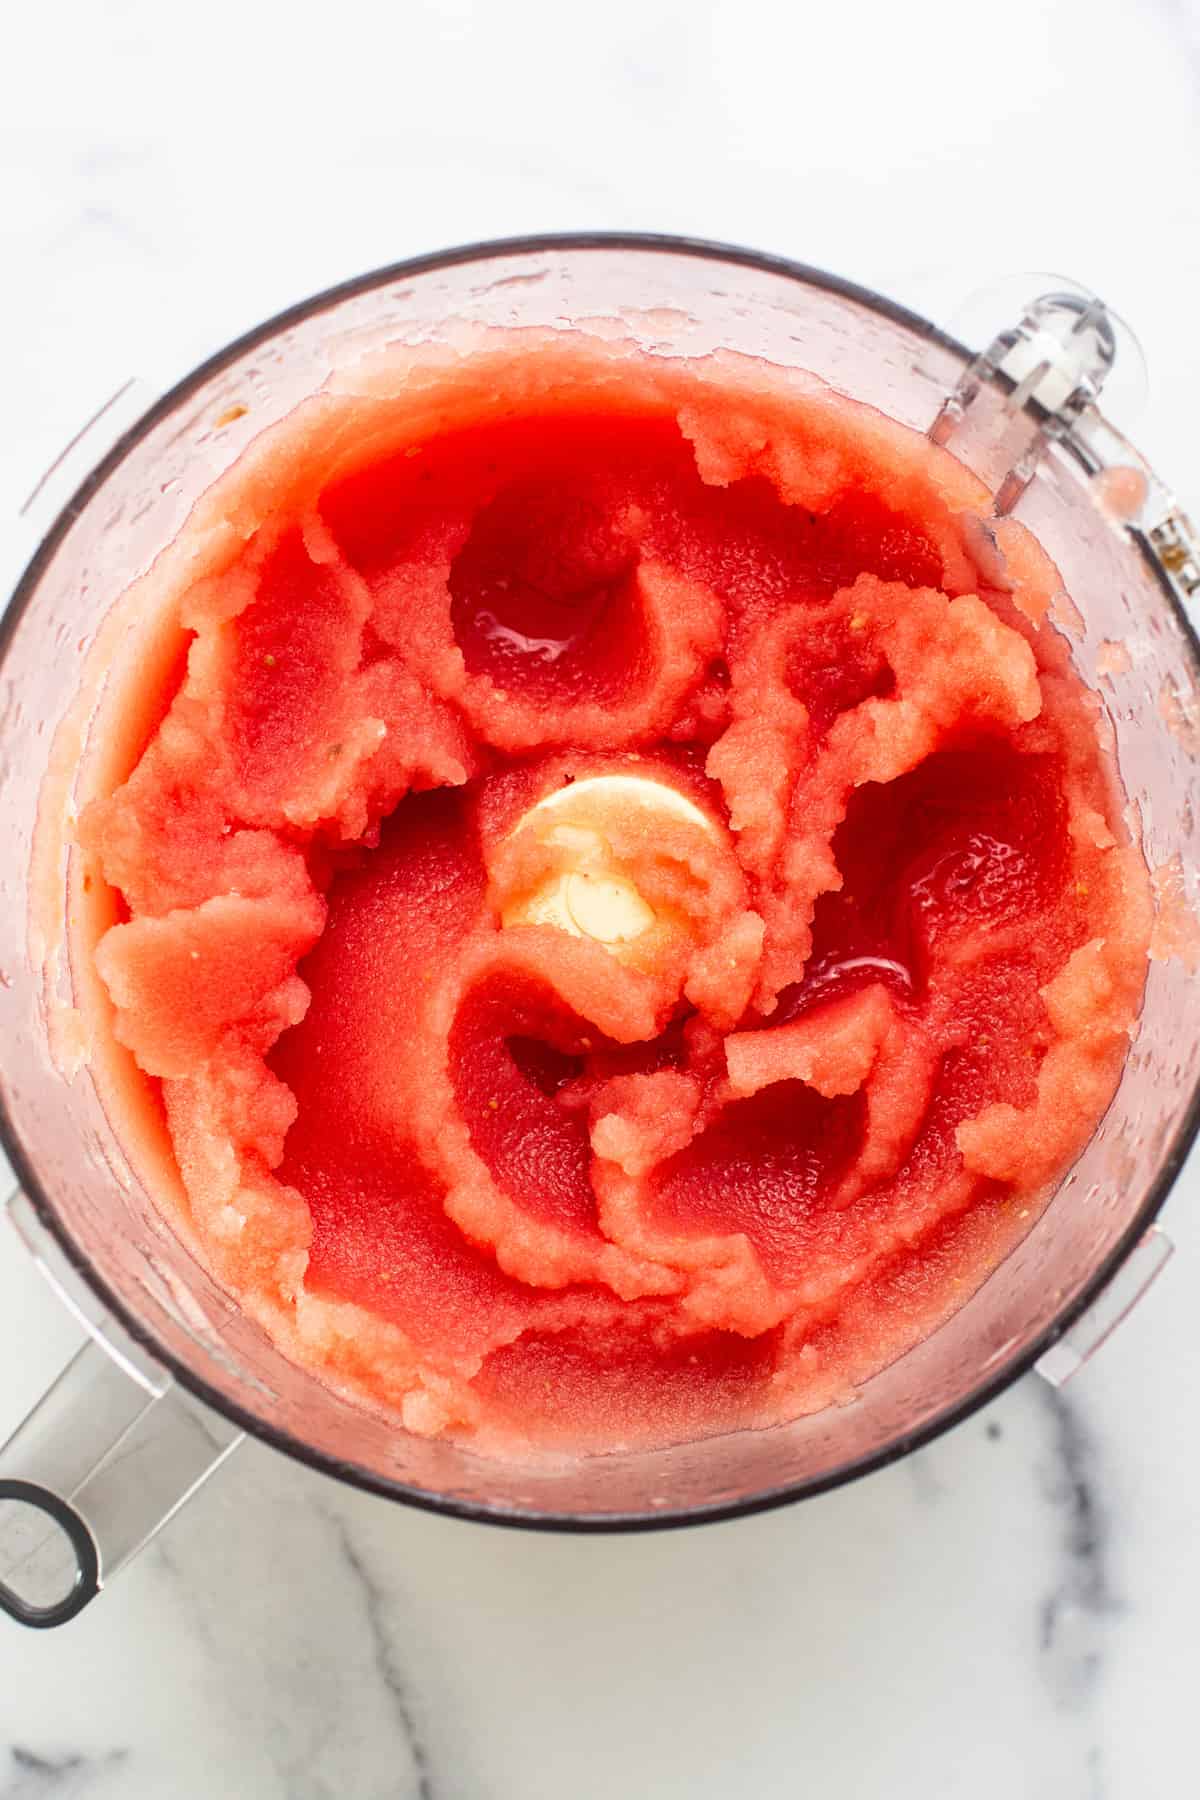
[1,234,1197,1627]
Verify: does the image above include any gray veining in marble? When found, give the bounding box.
[326,1511,435,1800]
[0,1751,127,1800]
[1036,1390,1118,1713]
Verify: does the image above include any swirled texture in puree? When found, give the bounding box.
[79,331,1151,1453]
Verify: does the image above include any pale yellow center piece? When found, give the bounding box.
[501,774,717,948]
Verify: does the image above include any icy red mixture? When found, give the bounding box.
[75,331,1151,1453]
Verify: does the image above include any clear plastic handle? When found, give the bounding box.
[0,1191,242,1627]
[0,372,244,1626]
[1033,1223,1175,1388]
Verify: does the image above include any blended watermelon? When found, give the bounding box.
[75,330,1150,1454]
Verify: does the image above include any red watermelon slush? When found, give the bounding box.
[70,329,1150,1455]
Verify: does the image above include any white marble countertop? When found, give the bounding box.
[3,2,1200,1794]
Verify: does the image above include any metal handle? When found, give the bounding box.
[0,1191,242,1627]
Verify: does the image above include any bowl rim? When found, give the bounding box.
[4,228,1199,1532]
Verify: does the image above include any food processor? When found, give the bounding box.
[0,234,1196,1626]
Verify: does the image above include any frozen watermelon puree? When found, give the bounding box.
[75,328,1151,1455]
